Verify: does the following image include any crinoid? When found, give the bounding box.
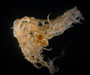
[13,7,84,75]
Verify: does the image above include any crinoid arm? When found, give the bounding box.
[13,7,84,75]
[45,7,84,39]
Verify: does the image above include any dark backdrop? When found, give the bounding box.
[0,0,89,75]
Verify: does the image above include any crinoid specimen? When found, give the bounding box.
[13,7,84,75]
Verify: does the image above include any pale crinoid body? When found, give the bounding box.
[13,7,84,75]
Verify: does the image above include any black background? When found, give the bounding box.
[0,0,89,75]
